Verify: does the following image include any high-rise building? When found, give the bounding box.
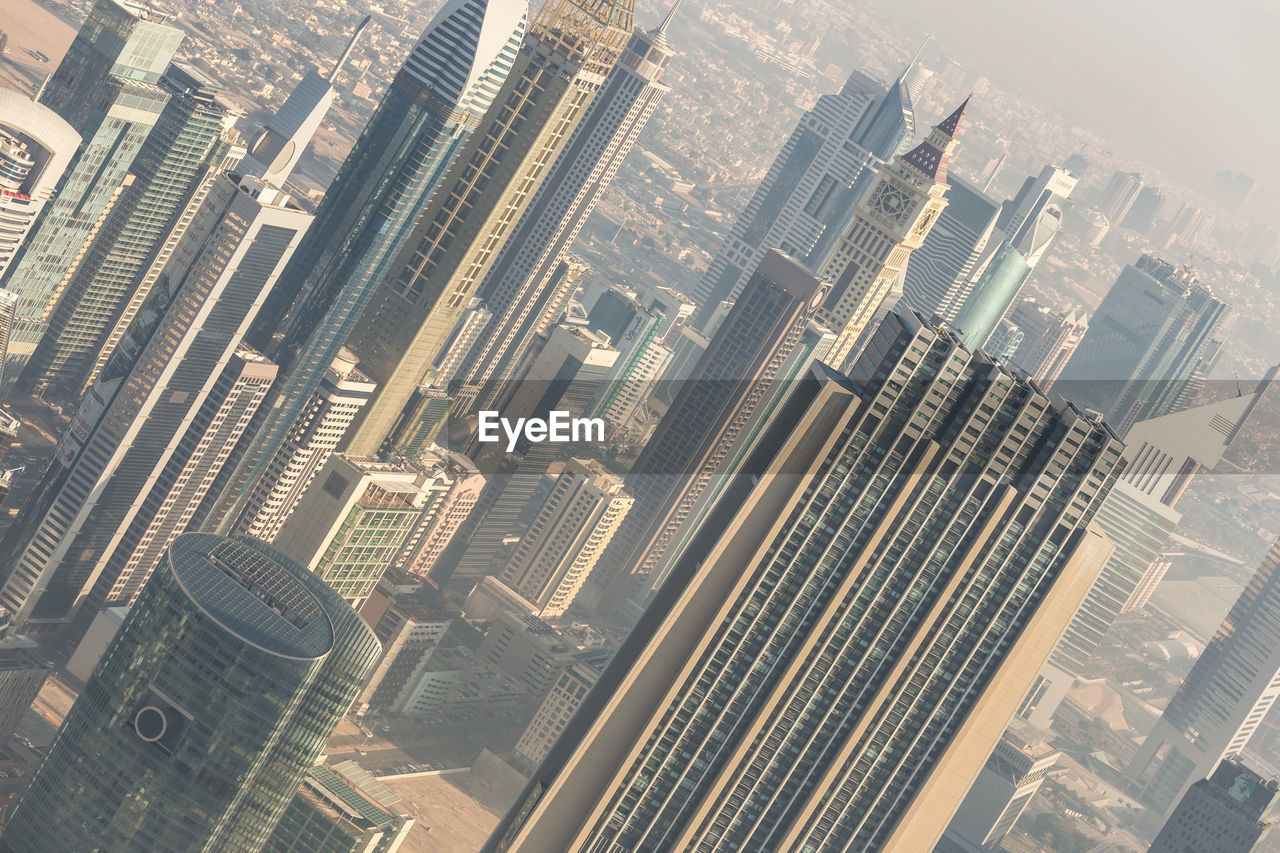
[899,175,1000,322]
[86,348,279,614]
[446,325,618,589]
[0,90,80,281]
[0,289,17,380]
[272,454,454,610]
[343,0,662,453]
[1121,184,1163,235]
[82,123,249,393]
[494,458,632,618]
[397,448,487,581]
[0,168,311,631]
[355,598,452,716]
[1149,758,1277,853]
[3,534,381,852]
[1129,537,1280,815]
[1020,383,1268,729]
[0,57,343,632]
[584,295,673,430]
[485,310,1122,852]
[1006,299,1088,388]
[207,0,528,535]
[1097,169,1143,224]
[265,760,413,853]
[591,250,825,607]
[814,98,968,368]
[234,350,377,542]
[948,164,1076,350]
[940,719,1060,851]
[0,616,53,746]
[690,60,915,326]
[0,0,184,387]
[514,657,605,769]
[1208,170,1257,214]
[19,64,236,401]
[1056,255,1230,435]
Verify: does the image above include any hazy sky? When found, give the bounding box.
[868,0,1280,219]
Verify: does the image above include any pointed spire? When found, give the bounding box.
[656,0,681,36]
[936,94,970,139]
[329,15,373,83]
[896,34,931,84]
[897,96,970,184]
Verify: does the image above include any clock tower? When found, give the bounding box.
[816,97,968,367]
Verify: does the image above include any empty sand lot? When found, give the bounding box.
[1,0,77,95]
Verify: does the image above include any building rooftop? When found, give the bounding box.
[169,534,335,660]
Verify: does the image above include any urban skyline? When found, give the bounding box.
[0,0,1276,850]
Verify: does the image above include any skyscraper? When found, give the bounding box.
[271,454,453,610]
[233,350,377,542]
[494,458,632,618]
[813,98,968,368]
[20,63,236,401]
[3,534,381,852]
[1149,759,1277,853]
[899,174,1001,322]
[948,164,1076,349]
[0,0,184,387]
[1020,383,1268,729]
[1056,255,1230,435]
[0,168,311,630]
[341,0,661,454]
[1006,299,1088,388]
[1097,169,1143,224]
[0,89,80,280]
[486,310,1121,852]
[690,59,916,326]
[592,249,825,607]
[205,0,529,533]
[446,324,618,589]
[1129,537,1280,815]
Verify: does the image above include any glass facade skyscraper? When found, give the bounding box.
[20,63,235,401]
[3,534,381,852]
[0,0,184,388]
[204,0,528,534]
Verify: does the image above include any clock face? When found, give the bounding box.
[869,180,915,228]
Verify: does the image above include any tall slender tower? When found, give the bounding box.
[1019,380,1270,730]
[20,64,237,400]
[1129,537,1280,816]
[203,0,530,534]
[334,0,642,455]
[232,350,377,542]
[0,63,335,631]
[485,310,1122,853]
[592,249,826,610]
[690,57,917,327]
[815,98,968,368]
[3,534,380,853]
[416,5,676,441]
[0,0,184,388]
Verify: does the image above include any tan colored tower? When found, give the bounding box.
[817,98,968,368]
[340,0,635,455]
[495,458,632,618]
[484,310,1123,853]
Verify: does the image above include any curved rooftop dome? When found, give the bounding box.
[0,89,81,198]
[167,533,335,660]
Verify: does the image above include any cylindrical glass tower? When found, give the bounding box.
[3,534,380,852]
